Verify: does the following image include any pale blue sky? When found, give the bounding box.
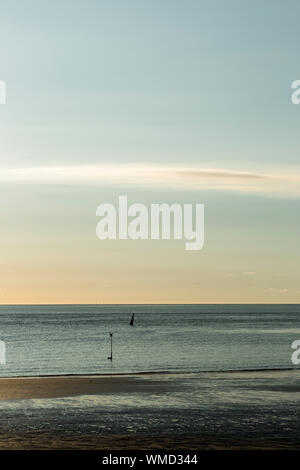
[0,1,300,303]
[1,0,300,168]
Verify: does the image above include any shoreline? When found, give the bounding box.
[0,366,296,380]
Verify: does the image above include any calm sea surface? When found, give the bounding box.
[0,304,299,377]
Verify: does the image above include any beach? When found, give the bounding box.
[0,369,300,449]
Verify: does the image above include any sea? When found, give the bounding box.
[0,303,299,377]
[0,304,299,447]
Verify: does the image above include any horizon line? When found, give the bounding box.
[0,302,299,306]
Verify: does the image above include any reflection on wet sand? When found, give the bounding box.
[0,369,299,449]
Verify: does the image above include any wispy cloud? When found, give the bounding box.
[265,287,288,294]
[0,164,300,197]
[225,271,256,279]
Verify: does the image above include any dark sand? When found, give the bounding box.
[0,433,298,450]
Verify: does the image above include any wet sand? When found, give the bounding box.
[0,374,174,400]
[0,370,299,449]
[0,369,299,400]
[0,433,299,450]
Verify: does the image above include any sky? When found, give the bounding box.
[0,0,300,303]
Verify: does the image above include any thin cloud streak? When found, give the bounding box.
[0,164,299,197]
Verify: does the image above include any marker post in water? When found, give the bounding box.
[107,332,113,360]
